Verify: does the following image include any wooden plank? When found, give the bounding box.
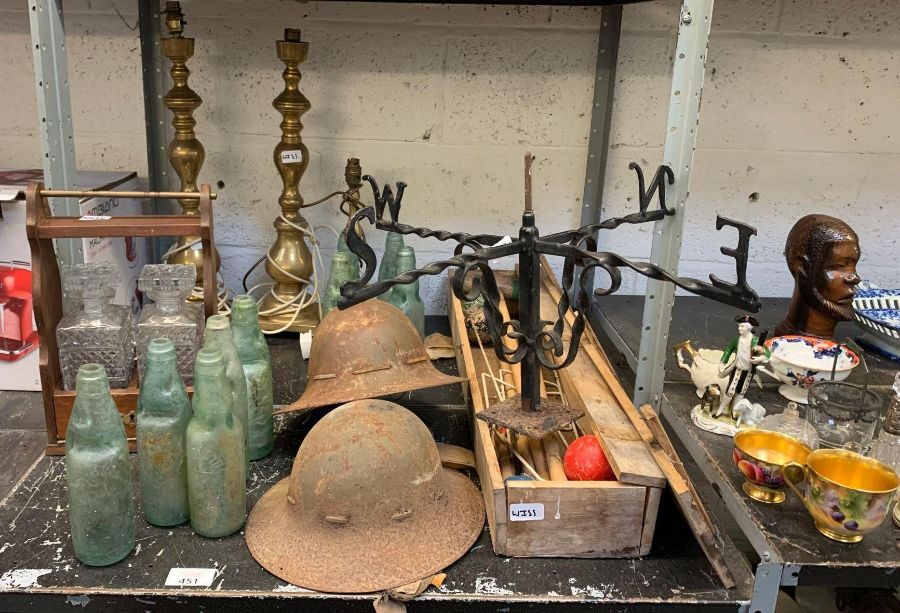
[639,485,663,556]
[437,443,476,470]
[537,275,666,488]
[37,215,202,239]
[505,480,645,558]
[640,405,736,588]
[448,276,507,552]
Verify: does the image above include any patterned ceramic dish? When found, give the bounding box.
[853,288,900,360]
[733,429,813,504]
[784,448,899,543]
[759,335,859,404]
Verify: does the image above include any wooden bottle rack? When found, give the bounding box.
[26,183,218,455]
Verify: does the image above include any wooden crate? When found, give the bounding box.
[26,183,217,455]
[448,266,664,557]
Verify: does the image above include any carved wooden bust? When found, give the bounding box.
[774,214,860,339]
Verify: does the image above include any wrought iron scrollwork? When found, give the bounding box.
[338,158,761,437]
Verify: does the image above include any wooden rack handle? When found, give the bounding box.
[39,189,217,200]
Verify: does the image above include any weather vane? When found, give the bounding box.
[339,153,761,438]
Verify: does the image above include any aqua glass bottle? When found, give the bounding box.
[65,363,134,566]
[377,231,405,299]
[186,347,247,537]
[136,338,191,526]
[202,315,249,470]
[388,246,425,338]
[337,229,360,281]
[231,295,274,461]
[322,252,354,317]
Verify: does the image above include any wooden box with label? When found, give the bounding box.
[448,265,664,557]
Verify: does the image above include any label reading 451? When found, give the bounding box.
[509,502,544,522]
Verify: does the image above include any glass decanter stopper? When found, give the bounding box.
[136,338,192,527]
[231,295,274,460]
[203,314,249,471]
[377,231,405,296]
[134,264,202,386]
[758,402,819,449]
[322,251,354,318]
[56,263,134,391]
[186,347,246,537]
[66,364,134,565]
[387,246,425,338]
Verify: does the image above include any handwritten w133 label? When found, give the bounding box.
[509,502,544,522]
[280,150,303,164]
[164,567,217,588]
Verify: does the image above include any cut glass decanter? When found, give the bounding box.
[56,263,133,390]
[134,264,202,386]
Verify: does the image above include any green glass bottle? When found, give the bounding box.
[231,295,274,461]
[388,246,425,338]
[136,338,191,526]
[186,347,247,537]
[337,229,360,281]
[377,231,405,299]
[203,315,249,470]
[65,363,134,566]
[322,252,354,317]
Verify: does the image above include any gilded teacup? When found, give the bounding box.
[784,449,900,543]
[733,429,813,504]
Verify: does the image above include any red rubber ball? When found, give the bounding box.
[563,435,616,481]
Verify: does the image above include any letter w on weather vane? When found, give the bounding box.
[338,153,761,438]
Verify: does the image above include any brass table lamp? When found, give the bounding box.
[258,28,319,333]
[161,1,219,287]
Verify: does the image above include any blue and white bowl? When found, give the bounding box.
[853,288,900,359]
[759,336,860,404]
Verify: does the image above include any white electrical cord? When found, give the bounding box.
[244,214,338,335]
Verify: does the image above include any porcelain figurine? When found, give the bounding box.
[674,340,742,436]
[775,215,860,340]
[717,315,770,417]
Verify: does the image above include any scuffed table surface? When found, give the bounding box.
[0,318,754,612]
[0,411,753,612]
[661,385,900,589]
[598,296,900,588]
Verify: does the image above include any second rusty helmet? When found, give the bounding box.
[245,399,484,593]
[279,300,464,413]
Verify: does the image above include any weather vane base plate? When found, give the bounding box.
[476,395,585,439]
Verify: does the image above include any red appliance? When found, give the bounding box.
[0,262,39,361]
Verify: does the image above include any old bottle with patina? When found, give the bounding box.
[322,251,354,317]
[65,363,134,566]
[387,246,425,338]
[186,347,247,537]
[231,295,274,460]
[203,315,249,469]
[136,338,191,526]
[377,231,405,298]
[337,228,361,281]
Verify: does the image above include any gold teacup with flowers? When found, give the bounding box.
[733,429,813,504]
[784,449,899,543]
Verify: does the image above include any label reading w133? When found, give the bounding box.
[509,502,544,522]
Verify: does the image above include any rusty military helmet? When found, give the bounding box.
[245,399,484,593]
[279,300,463,414]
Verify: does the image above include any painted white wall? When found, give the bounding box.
[1,0,897,313]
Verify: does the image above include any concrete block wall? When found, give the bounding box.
[1,0,898,313]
